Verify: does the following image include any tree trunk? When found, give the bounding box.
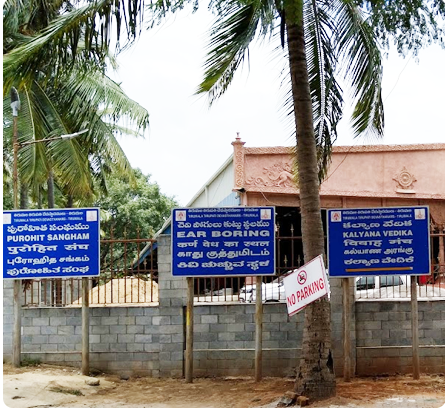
[285,1,336,400]
[20,182,28,209]
[47,171,62,305]
[47,171,55,208]
[20,182,34,294]
[38,186,43,208]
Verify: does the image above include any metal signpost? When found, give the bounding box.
[327,206,430,380]
[3,207,100,373]
[172,206,275,382]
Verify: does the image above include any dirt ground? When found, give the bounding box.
[3,363,445,408]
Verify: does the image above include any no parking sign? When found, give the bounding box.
[282,255,329,316]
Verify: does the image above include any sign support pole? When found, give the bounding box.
[171,206,275,382]
[81,277,90,375]
[342,278,351,382]
[12,112,22,368]
[410,276,420,379]
[4,207,99,370]
[255,276,263,382]
[12,280,22,367]
[185,277,194,383]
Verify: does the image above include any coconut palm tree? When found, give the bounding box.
[192,0,385,398]
[3,0,150,207]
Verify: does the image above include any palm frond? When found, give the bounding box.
[3,85,49,187]
[47,137,94,197]
[61,69,150,135]
[103,122,144,137]
[147,0,199,24]
[304,0,344,181]
[3,0,146,94]
[86,118,136,180]
[335,1,384,138]
[18,82,94,195]
[2,0,22,9]
[198,0,276,103]
[3,85,36,146]
[16,84,48,186]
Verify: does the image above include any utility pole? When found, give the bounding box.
[9,86,88,367]
[11,87,22,367]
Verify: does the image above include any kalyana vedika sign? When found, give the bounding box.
[327,206,430,277]
[3,208,100,279]
[171,207,275,276]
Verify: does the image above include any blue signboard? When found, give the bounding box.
[327,206,430,277]
[172,207,275,277]
[3,208,100,279]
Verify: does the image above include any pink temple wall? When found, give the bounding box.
[231,139,445,224]
[320,145,445,200]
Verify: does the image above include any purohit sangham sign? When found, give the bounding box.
[3,208,100,279]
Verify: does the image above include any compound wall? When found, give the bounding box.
[3,235,444,377]
[355,300,445,375]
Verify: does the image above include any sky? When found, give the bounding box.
[110,7,445,206]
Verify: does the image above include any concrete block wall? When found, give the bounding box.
[329,277,356,377]
[3,234,187,378]
[192,303,303,377]
[355,301,445,375]
[193,348,299,378]
[3,233,444,378]
[18,306,162,377]
[3,234,344,377]
[156,234,186,377]
[8,234,188,377]
[3,280,14,359]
